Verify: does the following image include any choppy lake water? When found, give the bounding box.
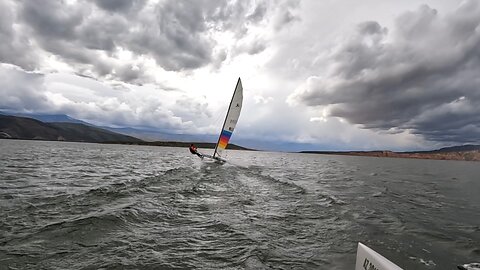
[0,140,479,269]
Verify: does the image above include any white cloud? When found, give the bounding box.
[0,0,475,151]
[288,0,480,145]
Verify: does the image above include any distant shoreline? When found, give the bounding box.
[2,113,478,161]
[102,140,253,151]
[300,150,480,162]
[0,137,252,151]
[2,137,479,161]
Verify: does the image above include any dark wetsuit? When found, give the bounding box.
[189,145,203,158]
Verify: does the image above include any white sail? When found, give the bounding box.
[213,78,243,159]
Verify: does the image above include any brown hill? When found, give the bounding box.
[0,115,142,143]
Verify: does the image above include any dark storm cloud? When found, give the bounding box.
[76,15,127,51]
[291,1,480,144]
[127,0,215,71]
[114,64,149,84]
[92,0,145,13]
[0,1,38,70]
[1,0,274,80]
[131,0,274,70]
[21,0,85,39]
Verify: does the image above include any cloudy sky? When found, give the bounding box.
[1,0,479,151]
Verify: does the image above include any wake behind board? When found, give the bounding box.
[199,153,227,164]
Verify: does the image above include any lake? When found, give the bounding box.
[0,140,479,269]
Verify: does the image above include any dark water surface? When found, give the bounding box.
[0,140,479,269]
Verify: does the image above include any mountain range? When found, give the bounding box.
[0,111,216,142]
[0,111,91,125]
[0,114,141,143]
[0,113,248,150]
[1,112,478,161]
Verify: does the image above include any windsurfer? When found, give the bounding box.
[189,144,203,158]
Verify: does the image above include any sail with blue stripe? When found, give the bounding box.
[213,78,243,159]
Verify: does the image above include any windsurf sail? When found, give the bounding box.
[213,78,243,160]
[355,242,403,270]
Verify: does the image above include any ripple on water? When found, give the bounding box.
[1,141,479,269]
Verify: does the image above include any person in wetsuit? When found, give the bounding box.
[189,144,203,158]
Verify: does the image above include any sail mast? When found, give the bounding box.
[213,77,242,158]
